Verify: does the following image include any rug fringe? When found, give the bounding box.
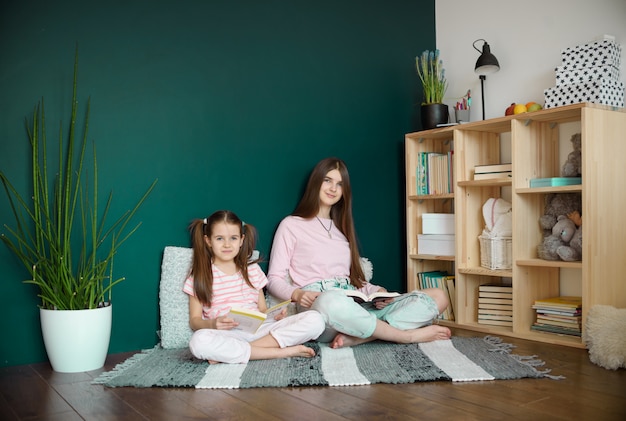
[91,345,159,385]
[484,335,515,353]
[483,336,565,380]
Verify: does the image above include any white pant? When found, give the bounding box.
[188,310,325,364]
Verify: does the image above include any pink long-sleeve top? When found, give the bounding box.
[266,215,380,301]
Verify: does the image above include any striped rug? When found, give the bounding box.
[93,336,562,389]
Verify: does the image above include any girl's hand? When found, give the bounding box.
[293,289,321,308]
[215,315,239,330]
[273,307,288,321]
[373,298,394,310]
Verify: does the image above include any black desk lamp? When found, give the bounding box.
[473,39,500,120]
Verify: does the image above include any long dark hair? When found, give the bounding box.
[188,210,259,306]
[292,157,365,288]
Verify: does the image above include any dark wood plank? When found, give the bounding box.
[0,365,74,419]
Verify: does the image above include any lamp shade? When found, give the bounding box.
[474,40,500,75]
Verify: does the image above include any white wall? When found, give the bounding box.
[436,0,626,121]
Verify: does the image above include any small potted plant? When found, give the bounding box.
[0,48,157,372]
[415,49,449,129]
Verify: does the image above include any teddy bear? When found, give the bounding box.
[537,193,582,261]
[561,133,582,177]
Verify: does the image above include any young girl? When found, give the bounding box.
[267,157,452,348]
[184,210,325,364]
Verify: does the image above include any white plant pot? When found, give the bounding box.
[40,304,112,373]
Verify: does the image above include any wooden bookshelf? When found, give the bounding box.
[405,103,626,348]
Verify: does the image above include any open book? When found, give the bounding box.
[343,290,401,306]
[227,300,292,333]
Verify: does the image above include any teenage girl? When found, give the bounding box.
[184,210,325,363]
[267,157,452,348]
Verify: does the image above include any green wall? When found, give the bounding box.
[0,0,435,366]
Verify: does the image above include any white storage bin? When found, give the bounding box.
[418,234,455,256]
[479,235,512,270]
[422,213,455,235]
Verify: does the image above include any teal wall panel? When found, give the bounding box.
[0,0,435,366]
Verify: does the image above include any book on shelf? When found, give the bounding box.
[529,177,581,188]
[478,313,513,321]
[533,296,582,310]
[535,318,581,329]
[479,302,514,311]
[531,308,581,316]
[478,308,513,316]
[478,297,513,305]
[531,324,581,337]
[474,163,512,174]
[473,171,512,181]
[416,271,455,321]
[478,318,513,327]
[445,276,456,321]
[536,314,581,323]
[478,285,512,293]
[228,300,292,333]
[479,291,513,299]
[415,151,454,195]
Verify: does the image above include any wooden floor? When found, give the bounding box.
[1,327,625,421]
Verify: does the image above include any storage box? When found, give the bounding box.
[422,213,455,235]
[560,39,621,70]
[479,235,512,270]
[555,64,620,86]
[418,234,455,256]
[544,78,624,109]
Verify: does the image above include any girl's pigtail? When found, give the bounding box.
[237,222,259,288]
[189,218,213,306]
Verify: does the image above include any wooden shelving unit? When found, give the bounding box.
[405,103,626,348]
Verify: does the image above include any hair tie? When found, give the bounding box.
[202,218,207,225]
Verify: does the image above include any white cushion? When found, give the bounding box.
[158,246,194,349]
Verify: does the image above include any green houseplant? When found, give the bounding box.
[415,49,449,129]
[0,49,157,372]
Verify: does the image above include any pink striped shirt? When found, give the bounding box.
[183,263,268,320]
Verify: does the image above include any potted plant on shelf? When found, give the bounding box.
[415,49,449,129]
[0,49,157,373]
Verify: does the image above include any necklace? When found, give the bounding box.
[315,216,333,239]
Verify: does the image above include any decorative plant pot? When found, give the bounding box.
[421,103,450,130]
[40,304,112,373]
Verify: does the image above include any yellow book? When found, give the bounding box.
[227,300,291,333]
[533,296,582,309]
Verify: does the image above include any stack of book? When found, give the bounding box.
[531,296,582,337]
[473,163,512,181]
[477,285,513,326]
[416,151,454,195]
[417,271,455,321]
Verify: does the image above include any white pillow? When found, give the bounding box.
[158,246,194,349]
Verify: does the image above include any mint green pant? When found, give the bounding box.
[304,279,439,343]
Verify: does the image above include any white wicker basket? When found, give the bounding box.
[479,235,512,270]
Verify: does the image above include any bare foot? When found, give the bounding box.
[283,344,316,358]
[208,360,221,365]
[330,325,452,348]
[405,325,451,343]
[330,333,373,349]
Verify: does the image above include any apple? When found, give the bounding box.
[527,103,543,112]
[505,103,516,116]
